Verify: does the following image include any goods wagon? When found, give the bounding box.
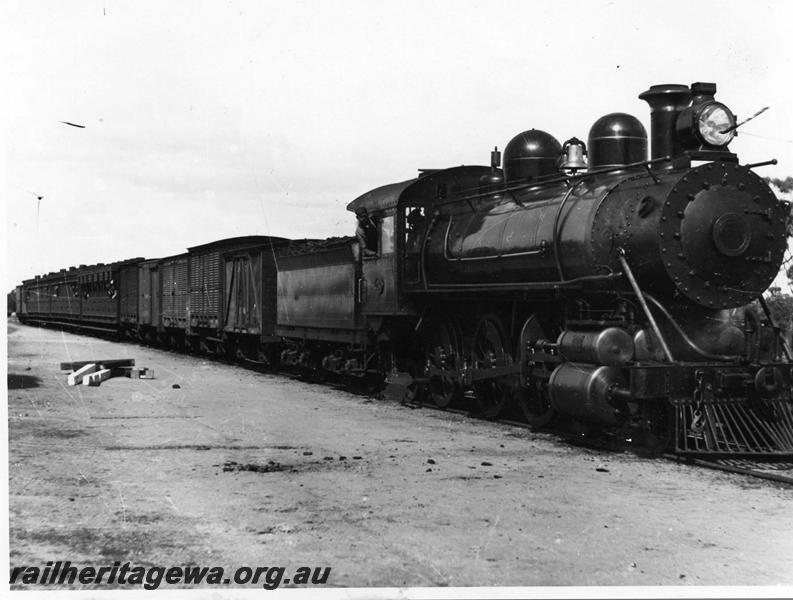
[220,236,293,362]
[136,259,161,343]
[160,253,189,340]
[118,262,140,332]
[186,236,289,354]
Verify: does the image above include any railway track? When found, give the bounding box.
[20,319,793,486]
[151,350,793,486]
[407,392,793,487]
[663,455,793,486]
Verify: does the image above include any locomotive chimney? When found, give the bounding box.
[638,84,692,163]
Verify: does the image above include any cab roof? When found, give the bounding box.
[346,166,496,214]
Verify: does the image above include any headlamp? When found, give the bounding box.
[696,102,736,146]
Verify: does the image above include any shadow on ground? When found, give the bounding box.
[8,373,42,389]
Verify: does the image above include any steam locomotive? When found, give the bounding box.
[13,82,793,458]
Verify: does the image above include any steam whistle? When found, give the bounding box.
[491,146,501,170]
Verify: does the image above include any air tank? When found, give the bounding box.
[557,327,634,366]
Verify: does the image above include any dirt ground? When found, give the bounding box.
[6,320,793,591]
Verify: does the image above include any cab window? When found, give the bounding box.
[403,206,426,253]
[380,216,395,255]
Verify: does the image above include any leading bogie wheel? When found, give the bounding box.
[514,314,556,428]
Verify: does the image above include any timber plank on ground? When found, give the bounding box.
[83,368,113,386]
[60,358,135,370]
[66,363,98,386]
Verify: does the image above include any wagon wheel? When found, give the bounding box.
[305,349,326,383]
[222,340,239,362]
[426,318,463,408]
[514,314,556,428]
[169,333,185,352]
[256,347,277,371]
[470,314,513,419]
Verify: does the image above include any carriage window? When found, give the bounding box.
[380,216,394,255]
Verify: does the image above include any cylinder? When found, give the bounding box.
[557,327,634,366]
[548,363,626,425]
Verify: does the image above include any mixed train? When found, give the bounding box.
[10,82,793,458]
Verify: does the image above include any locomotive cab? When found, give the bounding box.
[401,203,428,285]
[361,207,402,315]
[347,165,501,316]
[347,179,415,316]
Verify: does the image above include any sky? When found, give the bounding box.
[4,0,793,291]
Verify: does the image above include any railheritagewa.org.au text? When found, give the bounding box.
[10,561,331,590]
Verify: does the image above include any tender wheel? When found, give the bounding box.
[426,318,463,409]
[470,314,512,418]
[515,314,555,428]
[221,341,238,362]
